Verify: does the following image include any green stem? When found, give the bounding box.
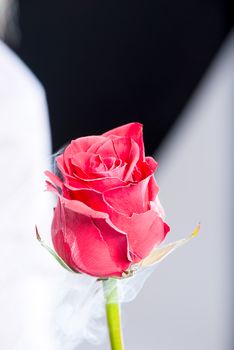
[103,279,124,350]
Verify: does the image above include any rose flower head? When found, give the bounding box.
[45,123,170,278]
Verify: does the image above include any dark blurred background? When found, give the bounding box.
[15,0,233,154]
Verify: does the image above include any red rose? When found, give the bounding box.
[46,123,169,277]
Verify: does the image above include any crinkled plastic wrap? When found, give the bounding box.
[50,266,156,349]
[52,274,106,349]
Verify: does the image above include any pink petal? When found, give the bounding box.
[63,174,90,189]
[67,188,109,213]
[70,152,92,169]
[111,137,139,181]
[56,154,68,174]
[103,176,153,215]
[51,201,78,271]
[90,138,117,158]
[65,174,126,192]
[88,137,139,181]
[52,200,130,277]
[132,157,157,179]
[61,196,108,219]
[45,170,63,188]
[109,205,170,262]
[61,137,105,173]
[91,157,107,173]
[66,136,106,154]
[102,156,116,170]
[45,180,59,194]
[70,162,91,179]
[89,163,126,179]
[144,156,158,173]
[70,152,104,179]
[148,176,159,202]
[103,122,145,160]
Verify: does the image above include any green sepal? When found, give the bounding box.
[140,224,200,267]
[35,226,76,273]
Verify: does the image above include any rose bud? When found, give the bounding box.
[45,123,170,278]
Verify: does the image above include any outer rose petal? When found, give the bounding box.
[103,174,158,215]
[65,136,107,155]
[148,176,158,202]
[108,203,170,262]
[103,122,145,160]
[56,154,67,174]
[60,186,169,264]
[67,188,109,213]
[52,199,131,277]
[45,170,63,189]
[64,173,159,218]
[49,183,169,266]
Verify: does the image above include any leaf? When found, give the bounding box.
[140,224,200,267]
[35,226,76,273]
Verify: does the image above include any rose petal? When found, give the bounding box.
[65,174,127,192]
[67,188,109,213]
[148,176,159,202]
[103,122,145,160]
[45,180,59,194]
[145,156,158,172]
[60,136,105,173]
[102,157,118,170]
[70,152,106,178]
[63,174,90,189]
[66,152,127,180]
[108,203,170,262]
[111,137,139,181]
[51,201,79,271]
[66,136,107,154]
[88,137,139,182]
[90,138,118,158]
[51,186,169,265]
[45,170,63,188]
[103,176,154,215]
[90,166,126,179]
[52,200,130,277]
[56,154,68,175]
[61,196,108,219]
[132,157,158,181]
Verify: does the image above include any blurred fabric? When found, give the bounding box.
[0,40,55,349]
